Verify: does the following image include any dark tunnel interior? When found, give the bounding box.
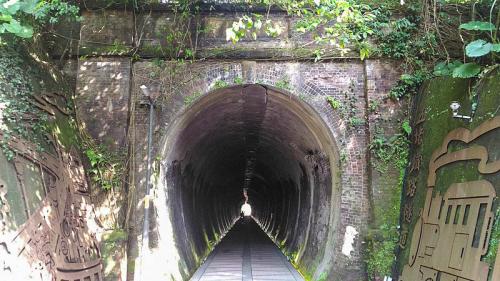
[160,84,340,275]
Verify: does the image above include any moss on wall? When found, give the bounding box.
[396,69,500,274]
[0,44,79,153]
[101,229,128,280]
[0,42,129,280]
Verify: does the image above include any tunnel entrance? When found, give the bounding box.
[158,84,340,278]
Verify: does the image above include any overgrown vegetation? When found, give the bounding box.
[0,46,49,159]
[369,0,499,100]
[101,229,128,278]
[227,0,375,59]
[0,5,124,192]
[369,121,411,173]
[274,77,291,90]
[0,0,81,159]
[84,144,124,191]
[484,207,499,268]
[184,91,202,105]
[325,80,365,129]
[0,0,79,40]
[121,0,216,62]
[213,79,229,89]
[365,121,411,278]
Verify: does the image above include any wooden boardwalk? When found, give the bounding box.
[190,218,304,281]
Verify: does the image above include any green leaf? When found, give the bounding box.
[2,0,21,15]
[433,60,463,76]
[448,60,463,69]
[459,21,495,31]
[433,62,449,76]
[401,120,411,135]
[492,44,500,53]
[360,46,370,60]
[3,20,20,33]
[0,14,12,22]
[465,40,492,57]
[452,63,481,78]
[20,0,38,14]
[2,19,32,38]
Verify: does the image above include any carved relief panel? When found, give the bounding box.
[0,135,103,281]
[400,116,500,281]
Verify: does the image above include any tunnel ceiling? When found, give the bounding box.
[161,84,339,271]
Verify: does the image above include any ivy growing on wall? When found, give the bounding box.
[325,80,365,129]
[2,0,499,279]
[0,46,49,159]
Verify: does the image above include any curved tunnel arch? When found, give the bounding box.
[158,84,341,276]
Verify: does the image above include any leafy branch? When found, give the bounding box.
[0,0,79,40]
[226,0,375,59]
[85,145,124,191]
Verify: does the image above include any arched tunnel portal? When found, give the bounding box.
[157,84,341,278]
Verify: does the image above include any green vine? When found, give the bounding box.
[0,46,49,160]
[368,5,434,100]
[369,121,411,173]
[227,0,376,59]
[326,96,341,110]
[325,80,364,129]
[77,110,125,191]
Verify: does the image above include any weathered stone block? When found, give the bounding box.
[79,10,134,55]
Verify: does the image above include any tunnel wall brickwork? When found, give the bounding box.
[72,57,403,280]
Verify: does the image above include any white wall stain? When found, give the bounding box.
[341,225,358,257]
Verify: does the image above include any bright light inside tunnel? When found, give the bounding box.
[158,84,340,276]
[241,202,252,217]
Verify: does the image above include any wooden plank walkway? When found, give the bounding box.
[190,218,304,281]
